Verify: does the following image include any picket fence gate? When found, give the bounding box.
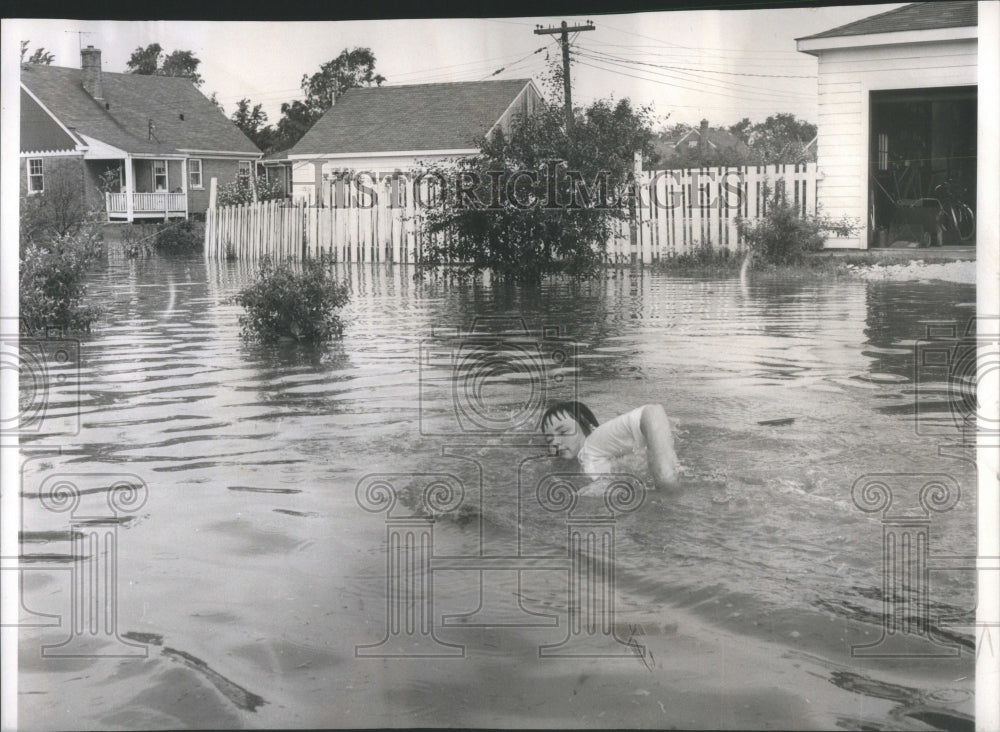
[204,163,818,264]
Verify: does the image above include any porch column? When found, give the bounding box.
[181,158,189,219]
[124,155,134,222]
[312,159,325,207]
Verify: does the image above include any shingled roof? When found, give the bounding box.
[289,79,534,156]
[798,1,977,41]
[20,62,259,156]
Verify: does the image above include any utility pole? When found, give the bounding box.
[534,20,595,137]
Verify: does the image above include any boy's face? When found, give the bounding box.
[543,413,586,459]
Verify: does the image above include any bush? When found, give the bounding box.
[20,158,95,241]
[20,226,104,334]
[217,174,285,207]
[736,186,856,265]
[655,244,742,274]
[419,93,658,283]
[20,159,105,334]
[234,256,349,343]
[154,219,204,253]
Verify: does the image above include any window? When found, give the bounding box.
[153,159,168,191]
[27,158,43,193]
[238,160,251,182]
[189,159,203,189]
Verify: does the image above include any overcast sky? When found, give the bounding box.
[7,5,904,131]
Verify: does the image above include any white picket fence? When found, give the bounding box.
[204,164,817,263]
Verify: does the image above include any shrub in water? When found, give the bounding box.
[20,226,104,334]
[234,256,349,343]
[154,219,205,253]
[736,186,856,265]
[19,159,105,334]
[121,224,156,258]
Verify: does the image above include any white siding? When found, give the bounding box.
[814,37,977,248]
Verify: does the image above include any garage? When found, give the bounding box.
[869,85,976,246]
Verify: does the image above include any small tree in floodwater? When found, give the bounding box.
[19,159,104,334]
[234,256,349,343]
[418,89,658,283]
[736,185,857,265]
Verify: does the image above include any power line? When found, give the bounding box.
[579,41,816,68]
[571,49,808,103]
[570,49,809,103]
[210,50,549,106]
[577,44,816,79]
[570,57,815,111]
[596,19,805,57]
[479,47,547,80]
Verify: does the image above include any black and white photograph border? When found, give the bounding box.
[1,1,998,729]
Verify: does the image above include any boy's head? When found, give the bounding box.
[540,401,599,459]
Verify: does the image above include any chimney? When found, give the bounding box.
[81,45,103,101]
[698,119,709,155]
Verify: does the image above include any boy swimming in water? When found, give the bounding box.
[540,401,681,493]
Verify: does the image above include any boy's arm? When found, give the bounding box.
[640,404,680,490]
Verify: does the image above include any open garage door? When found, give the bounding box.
[869,85,976,247]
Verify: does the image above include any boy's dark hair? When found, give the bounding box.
[540,401,600,436]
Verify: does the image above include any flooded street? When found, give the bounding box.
[18,255,977,729]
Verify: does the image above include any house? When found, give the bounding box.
[20,46,261,222]
[284,78,544,203]
[650,119,749,168]
[258,149,293,198]
[796,1,979,248]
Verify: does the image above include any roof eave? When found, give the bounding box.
[796,25,976,54]
[286,148,479,161]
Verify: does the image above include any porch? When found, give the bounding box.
[89,156,189,222]
[106,191,188,220]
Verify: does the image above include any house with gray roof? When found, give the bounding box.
[797,1,978,248]
[283,78,543,204]
[20,46,261,222]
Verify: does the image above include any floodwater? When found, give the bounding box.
[17,255,977,730]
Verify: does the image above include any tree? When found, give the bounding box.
[728,118,753,144]
[302,48,385,111]
[232,98,274,151]
[271,48,385,151]
[652,121,748,168]
[729,113,817,164]
[126,43,162,74]
[126,43,203,86]
[272,100,315,152]
[160,50,204,86]
[21,41,54,64]
[418,96,658,282]
[208,91,225,115]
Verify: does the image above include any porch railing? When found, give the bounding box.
[106,191,187,216]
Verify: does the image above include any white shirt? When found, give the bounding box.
[577,406,646,477]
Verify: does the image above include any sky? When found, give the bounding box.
[6,4,907,132]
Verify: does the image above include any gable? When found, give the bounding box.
[290,79,535,156]
[20,88,80,154]
[20,63,259,156]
